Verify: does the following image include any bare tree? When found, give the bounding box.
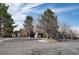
[59,22,75,39]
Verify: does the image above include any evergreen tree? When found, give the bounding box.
[23,16,34,37]
[0,3,16,37]
[38,9,58,39]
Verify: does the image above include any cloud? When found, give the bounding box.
[14,22,24,31]
[7,3,43,19]
[24,6,79,15]
[19,3,43,14]
[53,6,79,13]
[71,27,79,34]
[6,3,43,30]
[6,3,79,30]
[12,14,26,22]
[6,3,21,15]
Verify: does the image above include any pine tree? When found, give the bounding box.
[0,3,16,37]
[38,9,58,39]
[23,16,34,37]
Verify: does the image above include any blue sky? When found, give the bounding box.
[6,3,79,30]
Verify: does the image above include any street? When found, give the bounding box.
[0,38,79,55]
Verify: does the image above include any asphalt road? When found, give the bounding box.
[0,38,79,55]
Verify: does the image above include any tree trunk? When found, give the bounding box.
[46,33,49,40]
[29,31,30,38]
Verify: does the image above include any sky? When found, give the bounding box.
[6,3,79,31]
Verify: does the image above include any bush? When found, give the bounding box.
[2,33,12,38]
